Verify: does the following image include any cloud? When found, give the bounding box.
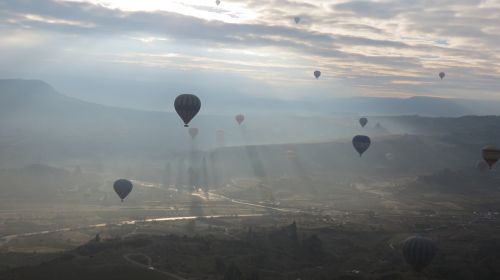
[0,0,498,102]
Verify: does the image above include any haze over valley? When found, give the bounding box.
[1,0,500,279]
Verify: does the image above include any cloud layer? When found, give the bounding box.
[0,0,498,104]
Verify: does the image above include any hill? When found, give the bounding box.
[1,79,500,174]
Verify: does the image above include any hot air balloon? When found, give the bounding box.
[188,127,199,139]
[174,94,201,127]
[359,117,368,128]
[314,70,321,79]
[482,145,500,169]
[286,150,297,161]
[402,236,437,272]
[385,152,395,161]
[216,0,221,6]
[294,17,300,24]
[216,128,225,138]
[352,135,371,157]
[439,72,445,80]
[235,114,245,125]
[477,160,489,172]
[113,179,133,202]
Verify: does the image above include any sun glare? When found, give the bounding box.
[63,0,257,23]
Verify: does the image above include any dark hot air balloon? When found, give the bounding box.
[402,236,437,272]
[174,94,201,127]
[189,127,199,139]
[359,117,368,128]
[113,179,133,202]
[439,72,445,80]
[352,135,371,157]
[314,70,321,79]
[294,17,300,24]
[236,114,245,125]
[482,145,500,169]
[216,0,221,6]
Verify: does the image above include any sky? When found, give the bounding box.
[0,0,499,110]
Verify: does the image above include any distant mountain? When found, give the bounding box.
[247,95,500,117]
[0,79,180,168]
[1,79,499,171]
[54,77,500,117]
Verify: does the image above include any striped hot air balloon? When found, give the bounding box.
[402,236,437,272]
[174,94,201,127]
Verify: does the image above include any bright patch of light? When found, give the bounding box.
[24,14,96,28]
[63,0,257,23]
[131,37,169,44]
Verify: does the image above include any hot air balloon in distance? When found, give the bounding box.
[286,150,297,161]
[482,145,500,169]
[477,160,489,172]
[314,70,321,79]
[174,94,201,127]
[385,152,395,161]
[216,128,225,138]
[439,72,445,80]
[294,17,301,24]
[236,114,245,125]
[359,117,368,128]
[189,127,199,139]
[352,135,371,157]
[113,179,133,202]
[216,0,221,6]
[402,236,437,272]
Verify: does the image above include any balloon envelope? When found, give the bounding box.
[482,145,500,169]
[294,17,300,24]
[236,114,245,125]
[439,72,445,79]
[314,70,321,79]
[174,94,201,127]
[359,117,368,128]
[113,179,133,202]
[189,127,199,139]
[352,135,371,156]
[402,236,437,272]
[216,0,220,6]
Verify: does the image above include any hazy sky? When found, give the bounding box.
[0,0,499,109]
